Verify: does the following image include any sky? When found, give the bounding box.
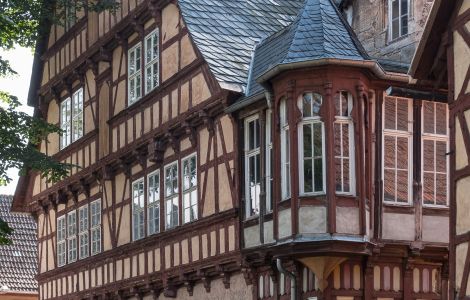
[0,47,34,195]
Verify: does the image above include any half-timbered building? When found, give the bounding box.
[410,0,470,298]
[11,0,451,299]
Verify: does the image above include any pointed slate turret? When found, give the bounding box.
[246,0,369,96]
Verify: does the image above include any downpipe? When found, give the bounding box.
[276,258,297,300]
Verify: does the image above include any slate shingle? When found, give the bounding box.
[0,195,38,293]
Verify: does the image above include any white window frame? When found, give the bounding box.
[421,101,449,207]
[60,88,83,149]
[164,161,179,229]
[266,109,273,212]
[182,153,198,224]
[132,178,145,241]
[90,199,101,255]
[57,216,66,267]
[144,29,160,94]
[280,100,291,200]
[147,170,160,235]
[388,0,410,40]
[382,96,413,205]
[67,211,77,263]
[244,115,261,218]
[128,43,142,105]
[78,205,89,259]
[334,91,356,195]
[298,93,326,196]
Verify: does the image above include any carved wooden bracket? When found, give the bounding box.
[148,0,162,20]
[97,47,112,63]
[163,285,176,298]
[241,267,254,285]
[183,122,197,147]
[86,58,99,77]
[115,290,126,300]
[200,111,215,135]
[50,87,61,105]
[202,276,211,292]
[132,17,145,38]
[149,139,166,164]
[165,132,179,154]
[184,281,194,296]
[134,146,149,168]
[67,185,79,204]
[58,189,68,205]
[79,178,91,198]
[118,159,132,178]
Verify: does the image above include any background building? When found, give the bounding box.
[0,195,38,300]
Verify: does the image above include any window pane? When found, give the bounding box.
[384,135,396,168]
[304,124,312,157]
[400,0,408,15]
[303,93,312,117]
[396,170,408,203]
[313,123,322,157]
[312,94,322,116]
[392,19,399,39]
[384,169,396,202]
[423,140,435,172]
[396,137,408,169]
[436,141,447,173]
[392,0,399,18]
[334,123,341,156]
[342,123,350,157]
[436,173,447,206]
[436,103,447,135]
[314,158,323,192]
[335,157,342,192]
[396,98,409,131]
[304,159,313,193]
[384,98,396,130]
[423,172,435,205]
[401,15,408,35]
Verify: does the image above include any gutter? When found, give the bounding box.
[257,58,410,85]
[224,91,265,114]
[276,258,297,300]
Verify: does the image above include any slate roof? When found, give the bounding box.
[246,0,369,95]
[178,0,306,92]
[0,195,38,293]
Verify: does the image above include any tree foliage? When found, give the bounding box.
[0,0,119,244]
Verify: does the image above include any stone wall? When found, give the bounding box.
[346,0,434,63]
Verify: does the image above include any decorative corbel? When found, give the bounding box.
[86,58,99,77]
[79,178,91,198]
[116,290,126,300]
[57,189,68,205]
[148,0,162,21]
[150,287,162,300]
[165,132,179,154]
[97,46,112,63]
[115,33,128,50]
[73,69,86,87]
[199,111,214,135]
[184,281,194,296]
[67,185,79,204]
[131,17,145,38]
[241,267,254,285]
[183,122,197,147]
[134,146,149,168]
[149,138,165,164]
[118,159,132,178]
[202,276,211,292]
[131,287,144,300]
[50,87,61,105]
[162,277,176,298]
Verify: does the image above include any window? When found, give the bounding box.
[389,0,409,40]
[334,91,355,195]
[244,116,261,217]
[57,216,66,267]
[182,154,198,223]
[422,101,448,206]
[145,30,159,93]
[280,99,291,199]
[67,211,77,263]
[299,93,325,195]
[165,162,179,229]
[132,179,145,240]
[90,200,101,255]
[266,110,273,212]
[383,96,412,204]
[128,30,160,105]
[148,170,160,235]
[78,206,89,259]
[128,43,142,105]
[60,88,83,149]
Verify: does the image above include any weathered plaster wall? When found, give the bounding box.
[347,0,433,63]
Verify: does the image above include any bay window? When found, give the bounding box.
[422,101,448,206]
[60,88,83,149]
[334,91,355,195]
[383,96,412,204]
[244,116,261,217]
[132,179,145,241]
[280,99,291,199]
[165,162,179,229]
[148,170,160,235]
[182,154,198,224]
[299,92,325,195]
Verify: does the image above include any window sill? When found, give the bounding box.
[387,33,411,45]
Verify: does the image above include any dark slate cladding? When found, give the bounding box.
[246,0,369,96]
[0,195,38,292]
[178,0,305,91]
